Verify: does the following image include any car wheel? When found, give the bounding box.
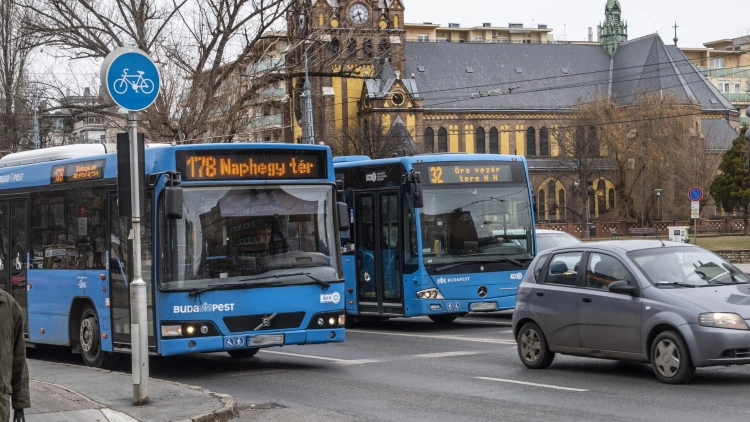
[227,348,259,358]
[428,314,459,324]
[517,322,555,369]
[79,304,117,368]
[650,331,695,384]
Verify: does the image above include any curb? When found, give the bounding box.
[31,361,237,422]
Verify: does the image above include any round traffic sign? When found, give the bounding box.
[101,47,160,111]
[688,187,703,202]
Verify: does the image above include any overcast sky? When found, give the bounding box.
[404,0,749,48]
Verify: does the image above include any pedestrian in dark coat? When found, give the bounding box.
[0,289,29,422]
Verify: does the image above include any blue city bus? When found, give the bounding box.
[334,154,536,323]
[0,142,348,367]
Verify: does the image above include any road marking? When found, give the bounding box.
[347,329,516,345]
[228,369,287,377]
[476,376,588,392]
[262,350,379,365]
[410,351,482,359]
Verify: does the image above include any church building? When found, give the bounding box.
[288,0,739,224]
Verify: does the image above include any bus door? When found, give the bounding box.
[354,191,403,315]
[0,200,29,335]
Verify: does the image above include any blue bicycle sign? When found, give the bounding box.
[101,47,160,111]
[113,69,155,95]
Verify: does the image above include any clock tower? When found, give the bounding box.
[287,1,406,149]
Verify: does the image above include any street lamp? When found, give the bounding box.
[655,188,662,221]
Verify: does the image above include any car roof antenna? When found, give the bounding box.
[659,237,666,247]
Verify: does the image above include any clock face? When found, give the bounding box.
[349,4,369,25]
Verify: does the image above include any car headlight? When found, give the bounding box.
[699,313,749,330]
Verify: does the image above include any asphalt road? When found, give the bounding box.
[136,311,750,422]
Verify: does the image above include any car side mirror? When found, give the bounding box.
[165,186,183,219]
[337,202,350,232]
[609,279,638,296]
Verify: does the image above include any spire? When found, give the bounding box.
[673,21,679,46]
[599,0,628,56]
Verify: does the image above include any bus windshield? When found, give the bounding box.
[420,184,534,267]
[158,185,340,291]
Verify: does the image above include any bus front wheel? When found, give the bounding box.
[79,304,116,368]
[428,314,459,324]
[227,348,259,358]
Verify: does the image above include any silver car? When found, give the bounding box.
[512,240,750,384]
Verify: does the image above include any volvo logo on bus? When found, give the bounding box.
[255,313,278,330]
[477,286,488,298]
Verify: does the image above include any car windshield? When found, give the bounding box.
[628,247,750,287]
[420,184,534,267]
[158,185,340,291]
[536,232,582,252]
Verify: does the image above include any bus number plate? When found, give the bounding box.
[470,302,497,311]
[249,334,284,346]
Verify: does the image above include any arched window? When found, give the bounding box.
[575,127,585,155]
[475,127,485,153]
[539,127,549,156]
[424,128,434,152]
[363,39,374,58]
[597,180,606,215]
[538,189,546,218]
[608,188,615,210]
[379,39,391,56]
[558,189,566,219]
[347,38,357,57]
[437,127,448,152]
[330,38,340,55]
[526,127,536,156]
[489,127,499,153]
[393,14,400,28]
[588,126,599,157]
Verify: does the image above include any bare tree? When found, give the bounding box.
[1,0,37,151]
[329,116,418,158]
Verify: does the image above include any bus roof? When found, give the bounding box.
[333,153,526,169]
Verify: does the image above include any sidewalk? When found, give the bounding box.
[24,359,237,422]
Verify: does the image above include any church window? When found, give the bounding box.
[597,180,606,215]
[437,127,448,152]
[330,38,340,55]
[475,127,485,153]
[539,127,549,156]
[363,39,374,58]
[393,15,399,28]
[347,38,357,57]
[424,128,434,152]
[379,39,391,56]
[588,126,599,157]
[608,188,615,210]
[391,92,404,106]
[489,127,499,153]
[558,189,566,220]
[538,189,546,217]
[526,127,536,156]
[575,127,585,155]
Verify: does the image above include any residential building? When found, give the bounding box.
[404,22,552,44]
[681,36,750,125]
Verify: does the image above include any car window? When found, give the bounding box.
[532,254,550,282]
[543,251,582,287]
[629,247,750,287]
[585,253,634,290]
[537,232,582,252]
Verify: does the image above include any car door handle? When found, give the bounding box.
[582,297,592,303]
[535,291,545,297]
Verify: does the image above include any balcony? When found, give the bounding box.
[244,57,285,76]
[700,67,750,78]
[721,92,750,103]
[247,114,282,130]
[740,116,750,126]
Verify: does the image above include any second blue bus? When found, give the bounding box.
[334,154,536,323]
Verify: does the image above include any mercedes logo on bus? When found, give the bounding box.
[477,286,488,298]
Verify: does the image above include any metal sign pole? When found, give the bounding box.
[128,111,149,404]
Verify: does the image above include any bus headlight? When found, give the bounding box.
[308,312,345,328]
[160,321,221,338]
[416,288,444,299]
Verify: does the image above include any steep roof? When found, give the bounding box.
[403,41,612,111]
[702,118,739,152]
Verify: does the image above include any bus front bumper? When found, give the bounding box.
[159,328,346,356]
[409,295,517,316]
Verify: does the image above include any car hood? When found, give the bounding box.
[667,284,750,319]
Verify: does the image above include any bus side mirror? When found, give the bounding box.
[165,186,183,219]
[403,170,424,208]
[337,202,350,232]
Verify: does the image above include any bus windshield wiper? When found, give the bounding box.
[246,271,340,289]
[189,280,283,296]
[434,255,524,272]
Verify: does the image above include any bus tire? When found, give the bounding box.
[227,348,259,358]
[428,314,459,324]
[79,304,116,368]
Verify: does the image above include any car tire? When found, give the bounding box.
[517,322,555,369]
[428,314,459,324]
[650,331,695,384]
[227,348,259,358]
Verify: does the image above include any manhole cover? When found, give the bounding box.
[238,403,286,411]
